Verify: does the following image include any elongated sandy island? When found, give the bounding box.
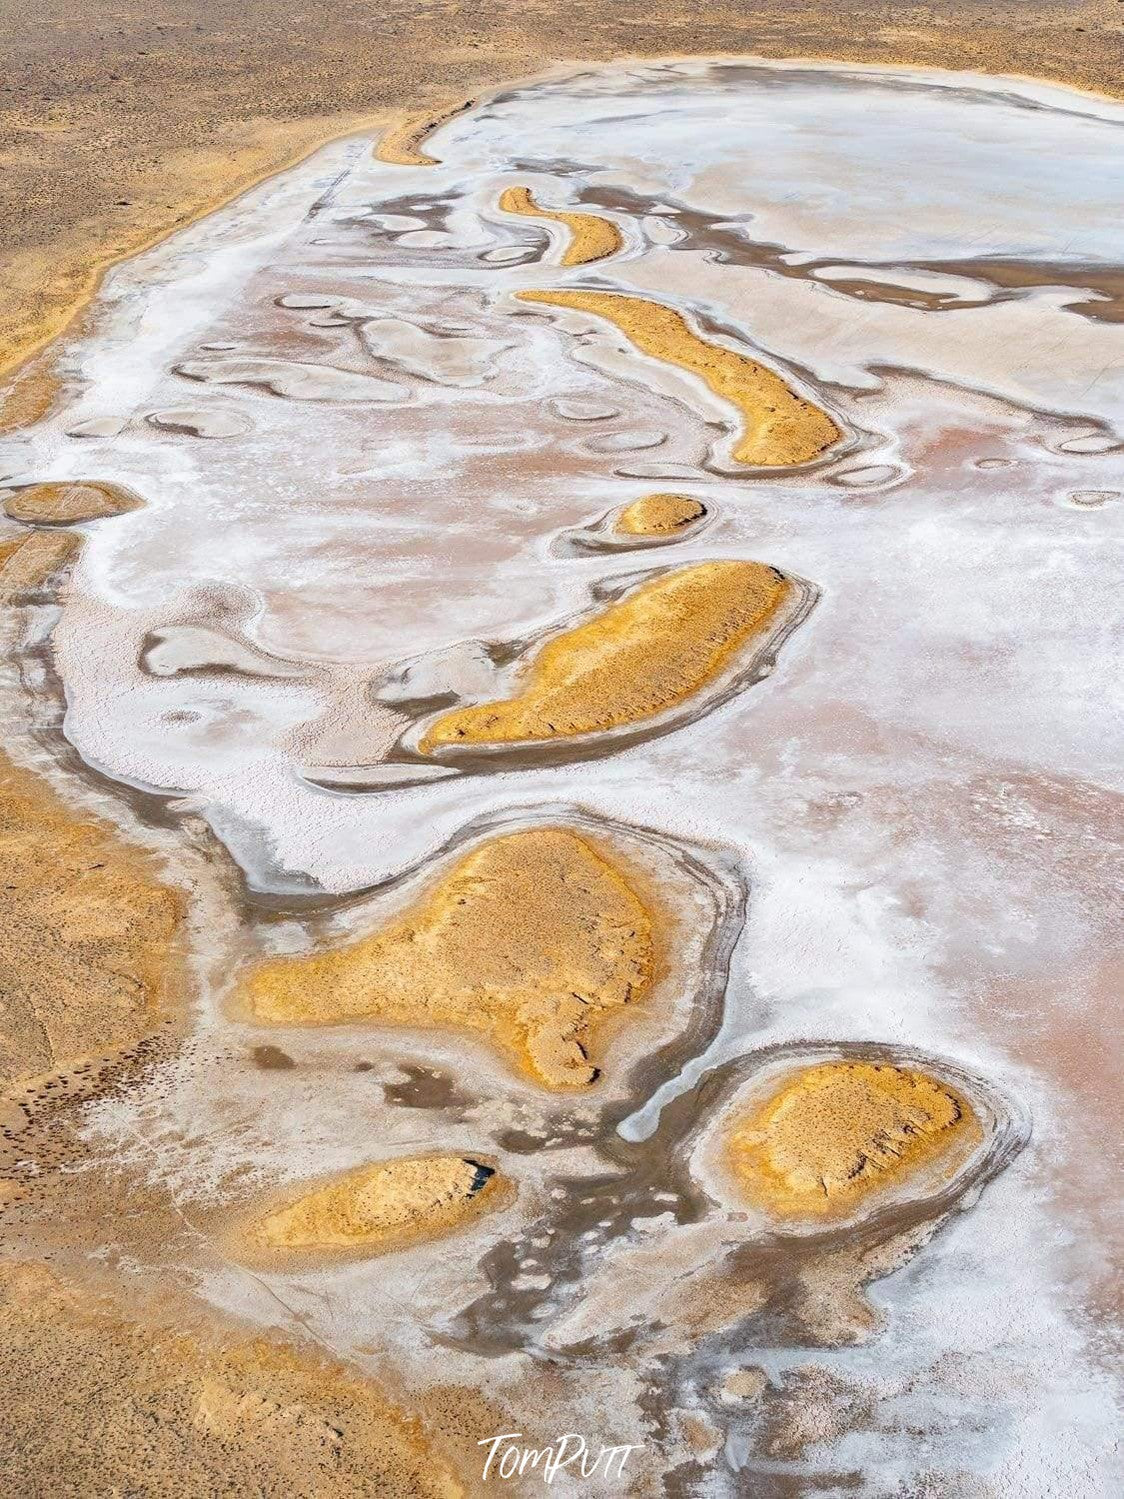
[519,289,841,466]
[420,560,794,751]
[498,185,622,265]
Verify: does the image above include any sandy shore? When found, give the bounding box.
[1,0,1120,400]
[0,750,184,1092]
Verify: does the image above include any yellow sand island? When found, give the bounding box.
[615,492,706,536]
[3,480,142,525]
[0,359,60,435]
[245,1155,506,1256]
[518,289,840,467]
[374,101,471,166]
[419,559,791,751]
[498,185,622,266]
[242,827,654,1089]
[0,531,80,602]
[725,1061,981,1220]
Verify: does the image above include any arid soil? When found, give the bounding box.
[0,1260,466,1498]
[1,1,1120,400]
[0,8,1120,1494]
[0,751,184,1092]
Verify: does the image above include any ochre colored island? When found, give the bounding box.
[498,185,622,265]
[725,1061,982,1220]
[420,560,792,751]
[242,827,654,1089]
[244,1155,507,1256]
[3,481,142,525]
[518,289,841,467]
[615,492,707,536]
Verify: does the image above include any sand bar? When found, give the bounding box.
[498,184,622,265]
[419,560,792,751]
[518,289,841,466]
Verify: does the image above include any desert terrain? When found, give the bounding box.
[0,5,1121,1496]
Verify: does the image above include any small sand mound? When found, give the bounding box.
[242,826,653,1089]
[246,1155,506,1255]
[0,530,80,600]
[725,1061,981,1219]
[419,560,791,750]
[3,480,141,524]
[498,185,622,266]
[519,289,840,467]
[615,492,706,536]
